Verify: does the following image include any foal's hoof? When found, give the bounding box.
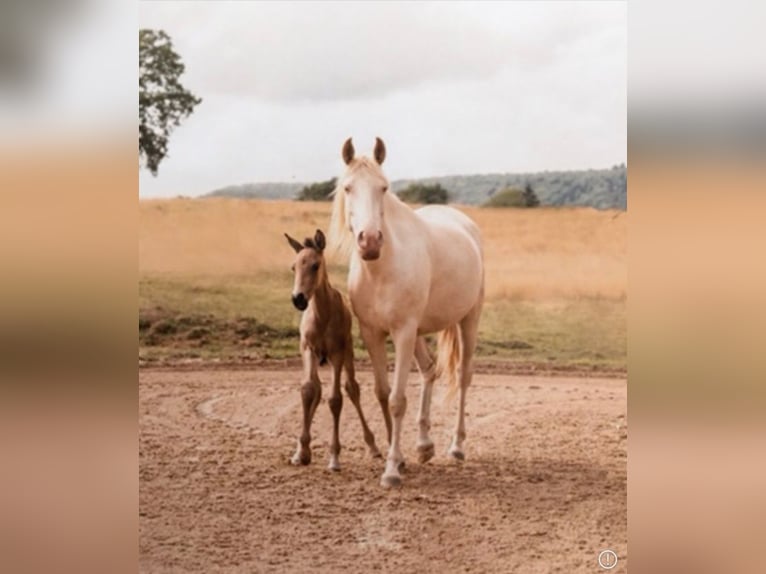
[417,442,435,464]
[448,447,465,462]
[327,456,341,472]
[380,473,402,488]
[369,446,383,459]
[291,451,311,466]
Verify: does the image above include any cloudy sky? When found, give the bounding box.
[139,1,626,198]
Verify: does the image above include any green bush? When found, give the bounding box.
[483,187,526,207]
[483,184,541,208]
[397,183,449,204]
[297,177,337,201]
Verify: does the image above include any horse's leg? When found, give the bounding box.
[414,336,437,464]
[359,323,392,444]
[327,355,343,471]
[291,346,321,466]
[381,323,417,488]
[343,344,381,458]
[449,303,482,461]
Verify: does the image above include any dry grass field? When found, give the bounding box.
[139,198,626,371]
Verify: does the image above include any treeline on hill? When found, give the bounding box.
[295,180,452,204]
[204,164,626,209]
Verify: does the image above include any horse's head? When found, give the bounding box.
[338,137,389,261]
[284,229,327,311]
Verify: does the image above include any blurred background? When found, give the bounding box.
[0,0,764,573]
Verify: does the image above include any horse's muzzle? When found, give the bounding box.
[360,248,381,261]
[357,230,383,261]
[292,293,308,311]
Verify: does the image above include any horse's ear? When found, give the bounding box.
[314,229,326,252]
[373,137,386,165]
[284,233,304,253]
[342,138,355,165]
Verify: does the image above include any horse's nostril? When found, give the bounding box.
[357,231,365,244]
[377,230,383,242]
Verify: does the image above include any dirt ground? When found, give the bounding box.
[139,366,627,573]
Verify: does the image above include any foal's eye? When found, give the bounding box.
[344,185,351,193]
[382,185,388,193]
[311,263,320,272]
[290,264,295,272]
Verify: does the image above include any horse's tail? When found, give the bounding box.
[436,324,462,400]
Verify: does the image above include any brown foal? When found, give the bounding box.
[285,229,382,470]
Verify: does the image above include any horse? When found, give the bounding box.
[284,228,382,471]
[329,138,485,488]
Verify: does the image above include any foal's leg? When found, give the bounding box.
[414,336,437,464]
[327,355,343,471]
[359,323,392,444]
[291,346,321,466]
[449,303,482,461]
[381,322,417,488]
[343,344,381,459]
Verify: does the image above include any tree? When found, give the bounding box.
[297,178,337,201]
[139,29,201,175]
[397,183,449,204]
[522,183,540,207]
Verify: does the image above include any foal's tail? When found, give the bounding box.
[436,324,462,400]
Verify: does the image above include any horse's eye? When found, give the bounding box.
[344,185,351,193]
[311,263,320,272]
[382,185,388,193]
[290,264,295,272]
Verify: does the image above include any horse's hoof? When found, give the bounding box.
[448,448,465,462]
[369,447,383,459]
[328,463,341,472]
[417,442,435,464]
[380,473,402,488]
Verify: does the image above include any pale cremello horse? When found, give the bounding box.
[329,138,485,488]
[285,229,381,471]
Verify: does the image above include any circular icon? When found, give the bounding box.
[598,549,618,570]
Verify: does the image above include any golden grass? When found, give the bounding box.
[139,198,626,368]
[140,199,625,300]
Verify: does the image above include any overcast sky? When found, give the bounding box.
[139,1,626,198]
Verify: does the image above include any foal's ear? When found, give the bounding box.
[314,229,326,252]
[284,233,304,253]
[342,137,355,165]
[373,137,386,165]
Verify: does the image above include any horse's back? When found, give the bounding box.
[415,205,482,247]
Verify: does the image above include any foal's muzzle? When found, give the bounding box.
[292,293,308,311]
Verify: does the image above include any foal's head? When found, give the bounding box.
[284,229,327,311]
[334,137,389,261]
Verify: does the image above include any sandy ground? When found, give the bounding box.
[139,367,627,573]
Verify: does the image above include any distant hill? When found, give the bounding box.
[206,181,304,200]
[204,164,627,209]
